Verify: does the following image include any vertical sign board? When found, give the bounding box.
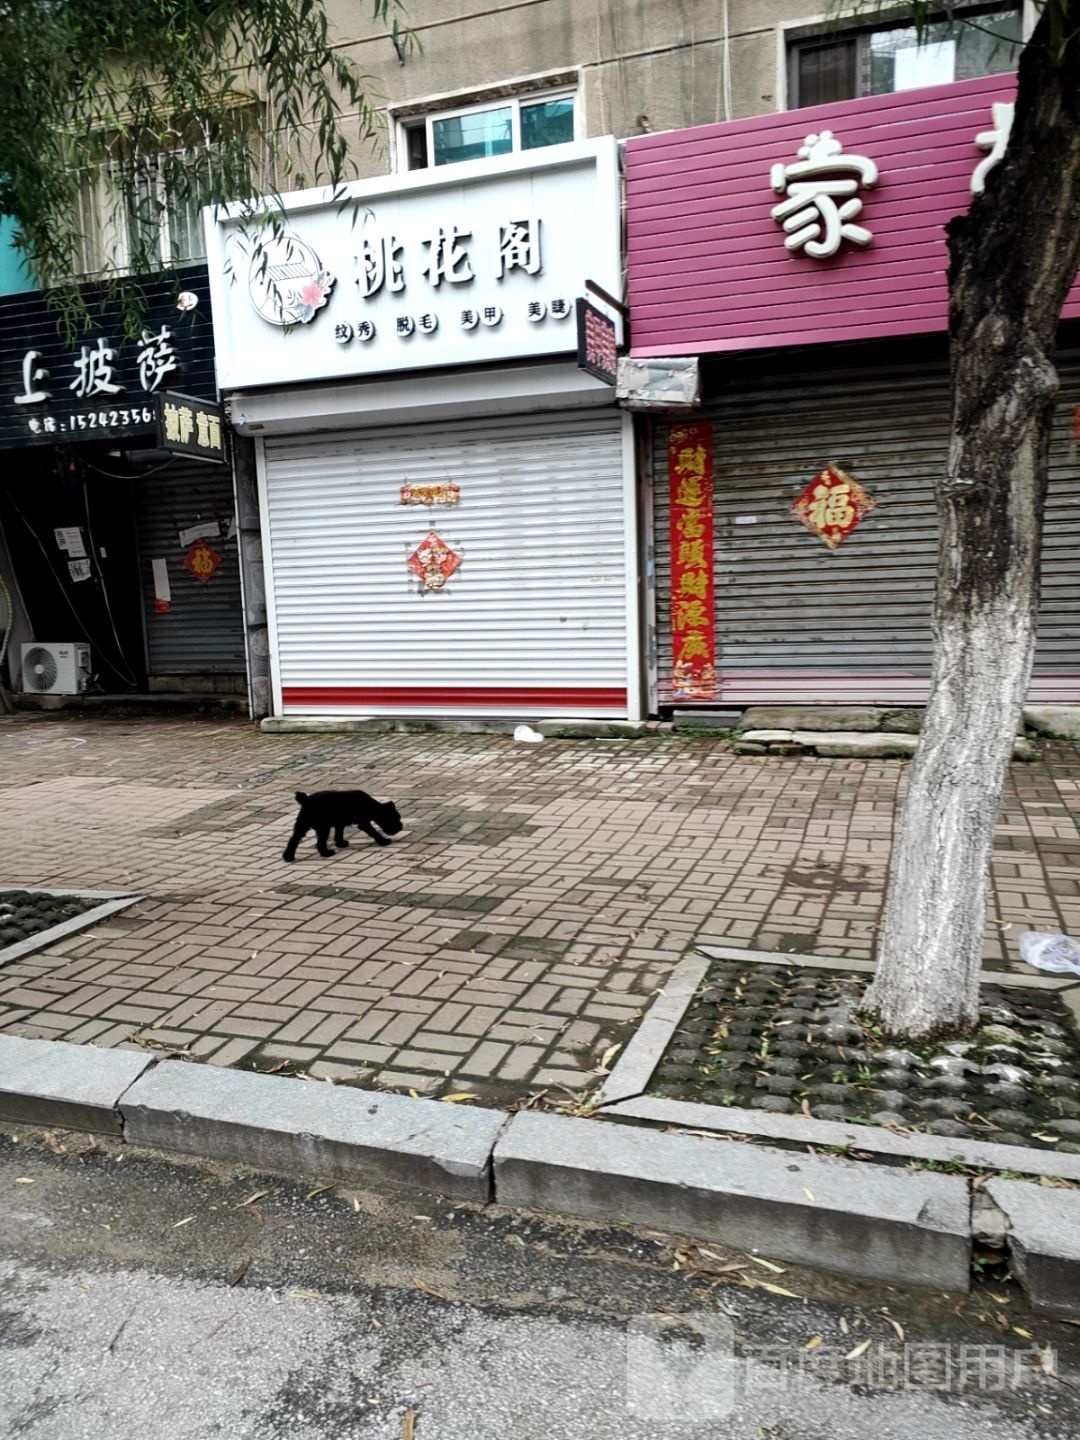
[575,297,618,385]
[154,391,227,464]
[668,423,717,700]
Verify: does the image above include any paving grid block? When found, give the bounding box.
[0,1033,154,1135]
[494,1110,973,1292]
[120,1057,507,1201]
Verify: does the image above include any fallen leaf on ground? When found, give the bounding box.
[235,1190,269,1209]
[14,1177,35,1185]
[413,1276,453,1301]
[803,1188,815,1202]
[401,1409,417,1440]
[805,1336,823,1350]
[172,1216,194,1228]
[440,1093,477,1104]
[745,1256,786,1274]
[839,1317,850,1335]
[41,1131,66,1156]
[879,1312,905,1342]
[755,1281,802,1299]
[845,1339,873,1361]
[306,1184,335,1199]
[290,1290,325,1301]
[1013,1327,1034,1340]
[228,1256,253,1288]
[599,1043,622,1072]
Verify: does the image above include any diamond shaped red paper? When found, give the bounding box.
[183,537,222,583]
[407,530,461,591]
[791,465,876,550]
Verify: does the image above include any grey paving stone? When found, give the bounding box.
[0,1035,153,1136]
[121,1060,506,1201]
[494,1111,972,1291]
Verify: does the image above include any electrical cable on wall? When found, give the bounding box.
[4,492,139,688]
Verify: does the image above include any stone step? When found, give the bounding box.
[735,730,1036,760]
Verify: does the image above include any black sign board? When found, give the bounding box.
[576,297,618,386]
[0,264,218,450]
[155,391,227,464]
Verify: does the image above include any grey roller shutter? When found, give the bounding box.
[654,361,1080,706]
[134,460,245,677]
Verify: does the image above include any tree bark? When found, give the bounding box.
[860,4,1080,1039]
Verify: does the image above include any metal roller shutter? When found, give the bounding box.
[654,363,1080,706]
[135,460,245,678]
[262,409,628,716]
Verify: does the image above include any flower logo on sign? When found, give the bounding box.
[791,466,876,550]
[407,531,462,591]
[183,537,222,583]
[247,231,336,327]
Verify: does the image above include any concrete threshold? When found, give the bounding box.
[3,1033,1079,1314]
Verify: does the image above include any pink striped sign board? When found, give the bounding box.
[626,73,1080,357]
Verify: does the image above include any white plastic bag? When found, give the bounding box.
[513,725,544,744]
[1018,930,1080,977]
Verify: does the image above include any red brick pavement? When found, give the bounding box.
[0,714,1077,1103]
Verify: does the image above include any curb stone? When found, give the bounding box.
[493,1110,973,1292]
[121,1059,506,1202]
[984,1178,1080,1319]
[0,1034,154,1136]
[4,1033,1080,1311]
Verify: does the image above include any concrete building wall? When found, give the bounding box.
[323,0,815,181]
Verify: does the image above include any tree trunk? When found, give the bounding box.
[860,5,1080,1039]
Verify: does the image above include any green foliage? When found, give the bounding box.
[0,0,407,330]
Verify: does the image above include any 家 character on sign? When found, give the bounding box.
[770,131,878,259]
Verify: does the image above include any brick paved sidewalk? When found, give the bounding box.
[0,714,1077,1105]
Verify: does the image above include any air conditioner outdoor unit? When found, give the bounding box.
[20,642,91,695]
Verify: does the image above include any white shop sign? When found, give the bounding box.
[204,139,621,391]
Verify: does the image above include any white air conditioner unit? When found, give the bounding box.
[20,642,91,695]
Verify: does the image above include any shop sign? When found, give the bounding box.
[668,423,717,701]
[154,391,227,464]
[206,139,621,390]
[791,465,877,550]
[576,298,618,384]
[0,268,217,450]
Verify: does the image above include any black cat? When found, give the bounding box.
[283,789,404,862]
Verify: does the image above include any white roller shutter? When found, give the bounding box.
[261,409,630,717]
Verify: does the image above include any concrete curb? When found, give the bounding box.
[121,1059,506,1202]
[493,1110,973,1292]
[595,954,710,1105]
[0,1034,154,1135]
[3,1034,1079,1312]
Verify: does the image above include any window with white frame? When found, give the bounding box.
[397,88,577,171]
[787,2,1023,109]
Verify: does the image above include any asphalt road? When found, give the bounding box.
[2,1126,1078,1440]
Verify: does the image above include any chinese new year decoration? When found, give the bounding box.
[407,531,462,591]
[668,423,717,700]
[791,465,876,549]
[183,537,222,583]
[400,482,461,506]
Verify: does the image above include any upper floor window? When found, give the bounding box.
[787,3,1023,109]
[398,89,577,172]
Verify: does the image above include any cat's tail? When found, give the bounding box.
[294,791,309,806]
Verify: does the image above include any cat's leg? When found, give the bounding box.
[315,824,335,858]
[334,825,350,848]
[356,820,391,846]
[283,817,309,862]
